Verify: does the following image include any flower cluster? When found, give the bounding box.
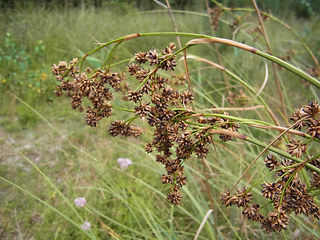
[52,58,129,127]
[52,43,242,205]
[81,221,91,231]
[73,197,91,231]
[220,102,320,232]
[290,100,320,139]
[124,43,242,204]
[117,158,132,169]
[53,42,319,233]
[74,197,86,207]
[221,159,320,232]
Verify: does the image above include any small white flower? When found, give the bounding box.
[117,158,132,169]
[81,221,91,231]
[74,197,86,207]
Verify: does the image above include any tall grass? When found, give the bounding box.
[1,2,320,239]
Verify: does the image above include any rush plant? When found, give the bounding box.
[52,23,320,233]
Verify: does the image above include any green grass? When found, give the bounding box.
[1,2,320,240]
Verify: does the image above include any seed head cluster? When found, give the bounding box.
[52,58,129,127]
[290,100,320,139]
[221,155,320,232]
[220,102,320,232]
[52,45,319,234]
[52,43,242,205]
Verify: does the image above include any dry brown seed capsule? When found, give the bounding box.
[108,120,128,137]
[156,155,168,164]
[128,91,143,103]
[220,190,236,207]
[180,91,194,105]
[167,190,182,205]
[194,145,210,159]
[264,154,278,171]
[127,63,142,75]
[242,204,264,222]
[85,107,102,127]
[266,210,289,232]
[134,102,151,117]
[161,174,173,184]
[146,49,159,66]
[289,108,307,130]
[145,142,153,153]
[177,176,187,187]
[235,187,252,207]
[134,52,148,64]
[309,158,320,169]
[286,138,307,158]
[159,56,177,71]
[303,100,320,118]
[261,182,280,200]
[128,126,143,138]
[311,173,320,188]
[307,123,320,140]
[54,90,63,97]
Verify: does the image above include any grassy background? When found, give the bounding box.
[1,1,320,239]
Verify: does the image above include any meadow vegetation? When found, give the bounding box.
[1,1,320,239]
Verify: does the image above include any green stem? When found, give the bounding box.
[77,31,319,88]
[247,162,301,192]
[244,136,320,174]
[112,105,135,113]
[255,50,320,88]
[124,115,139,125]
[100,42,121,70]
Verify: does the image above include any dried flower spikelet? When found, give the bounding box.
[128,91,143,103]
[261,182,280,200]
[263,210,289,232]
[264,154,278,171]
[158,42,177,71]
[180,90,194,105]
[218,112,240,142]
[108,120,143,138]
[161,174,173,184]
[289,100,320,138]
[220,190,237,207]
[134,51,148,64]
[52,60,68,76]
[161,42,176,55]
[289,108,307,130]
[167,189,182,205]
[276,159,295,181]
[220,188,252,208]
[146,49,159,66]
[303,100,320,118]
[286,138,307,158]
[306,174,320,206]
[235,187,252,207]
[127,63,141,76]
[242,203,264,222]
